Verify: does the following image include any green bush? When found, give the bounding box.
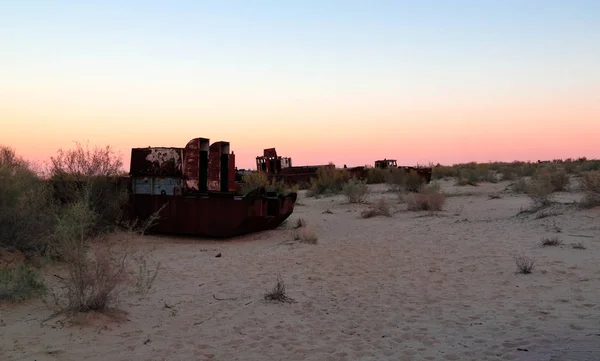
[49,143,129,234]
[385,168,406,191]
[0,146,57,253]
[365,168,386,184]
[532,168,570,192]
[405,171,426,192]
[581,171,600,206]
[406,184,446,211]
[342,179,369,203]
[239,172,296,196]
[308,165,351,196]
[0,262,46,301]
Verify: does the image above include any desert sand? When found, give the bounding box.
[1,179,599,361]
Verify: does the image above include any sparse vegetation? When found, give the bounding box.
[455,164,497,186]
[307,165,351,197]
[571,242,586,250]
[49,142,129,235]
[512,177,529,193]
[535,210,562,219]
[49,198,128,313]
[514,253,535,274]
[532,168,570,192]
[540,237,562,247]
[239,172,297,196]
[404,171,426,192]
[342,178,370,203]
[365,167,386,184]
[385,168,406,192]
[133,251,161,297]
[526,177,555,208]
[406,184,446,212]
[0,146,57,254]
[264,274,295,303]
[360,199,391,218]
[580,171,600,207]
[0,261,47,301]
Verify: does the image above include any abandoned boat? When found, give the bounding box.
[127,137,297,237]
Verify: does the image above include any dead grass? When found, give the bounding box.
[133,250,161,297]
[571,242,586,250]
[514,252,535,274]
[540,237,562,247]
[360,199,392,218]
[263,274,295,303]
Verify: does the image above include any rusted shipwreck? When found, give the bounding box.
[252,147,432,185]
[128,138,297,237]
[373,159,433,183]
[255,148,333,186]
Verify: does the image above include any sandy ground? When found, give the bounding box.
[1,179,600,361]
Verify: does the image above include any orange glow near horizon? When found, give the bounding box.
[3,91,599,171]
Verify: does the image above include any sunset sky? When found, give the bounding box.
[2,0,599,170]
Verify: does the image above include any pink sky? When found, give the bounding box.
[3,91,599,171]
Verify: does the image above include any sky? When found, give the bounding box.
[2,0,599,170]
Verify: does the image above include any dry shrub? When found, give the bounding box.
[264,274,295,303]
[366,167,386,184]
[540,237,562,247]
[0,146,57,253]
[361,199,391,218]
[385,168,406,191]
[533,168,570,192]
[0,261,46,301]
[572,242,586,250]
[50,197,162,314]
[526,178,554,207]
[240,172,269,195]
[133,250,161,297]
[580,171,600,206]
[240,172,295,196]
[342,179,369,203]
[406,185,446,212]
[308,165,351,197]
[49,142,129,234]
[385,168,426,193]
[432,165,457,180]
[534,210,561,219]
[292,228,318,244]
[455,164,498,185]
[512,177,529,193]
[405,171,426,192]
[50,199,126,312]
[514,253,535,274]
[55,244,129,313]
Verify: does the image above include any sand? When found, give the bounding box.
[1,179,599,361]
